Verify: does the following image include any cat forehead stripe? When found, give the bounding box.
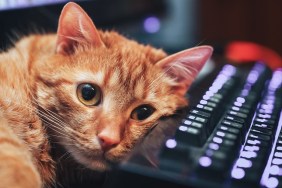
[108,69,121,87]
[74,71,104,85]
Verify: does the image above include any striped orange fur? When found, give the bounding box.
[0,2,212,187]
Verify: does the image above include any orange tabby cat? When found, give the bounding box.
[0,2,212,188]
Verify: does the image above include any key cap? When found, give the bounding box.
[215,130,238,141]
[198,155,230,180]
[175,125,206,147]
[218,125,240,135]
[233,167,262,187]
[218,125,244,143]
[248,131,271,142]
[228,110,248,119]
[159,139,190,172]
[200,100,218,108]
[190,109,211,119]
[187,114,208,124]
[231,106,250,114]
[246,138,269,147]
[225,115,245,124]
[196,104,214,112]
[232,155,270,187]
[208,96,220,103]
[254,118,276,125]
[253,123,274,132]
[222,120,244,130]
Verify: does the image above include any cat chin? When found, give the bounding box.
[79,155,110,172]
[69,148,110,172]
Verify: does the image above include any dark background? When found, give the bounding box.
[199,0,282,56]
[0,0,282,57]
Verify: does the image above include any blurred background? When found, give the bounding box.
[0,0,282,57]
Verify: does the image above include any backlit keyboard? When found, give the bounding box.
[108,62,282,188]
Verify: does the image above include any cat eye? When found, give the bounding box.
[131,105,155,121]
[77,83,102,106]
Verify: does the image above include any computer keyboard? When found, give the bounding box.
[108,62,282,188]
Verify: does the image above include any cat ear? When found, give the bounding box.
[157,46,213,95]
[56,2,105,55]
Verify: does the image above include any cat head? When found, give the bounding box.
[35,2,212,171]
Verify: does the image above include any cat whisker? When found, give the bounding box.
[38,111,69,130]
[3,99,65,136]
[47,133,70,141]
[58,151,71,162]
[13,72,71,129]
[22,104,68,132]
[149,122,158,131]
[32,102,70,127]
[14,101,67,132]
[41,122,68,137]
[33,112,69,135]
[11,57,86,134]
[32,106,74,130]
[31,98,86,131]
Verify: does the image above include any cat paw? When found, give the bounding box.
[0,157,42,188]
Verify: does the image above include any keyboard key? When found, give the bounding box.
[253,123,274,132]
[233,154,271,186]
[215,131,238,141]
[225,115,245,124]
[182,120,203,128]
[246,138,269,147]
[248,131,271,142]
[159,139,190,172]
[195,116,207,123]
[208,96,220,103]
[218,125,240,135]
[240,150,257,159]
[198,156,230,180]
[205,149,228,161]
[244,145,260,152]
[113,64,282,188]
[196,104,214,112]
[175,125,206,147]
[272,158,282,165]
[228,110,248,119]
[274,152,282,158]
[254,117,276,125]
[250,128,273,137]
[222,120,244,130]
[233,167,262,187]
[257,113,272,119]
[231,106,250,114]
[190,109,211,118]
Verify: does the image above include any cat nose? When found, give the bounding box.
[98,132,120,151]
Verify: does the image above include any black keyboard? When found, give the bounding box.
[108,62,282,188]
